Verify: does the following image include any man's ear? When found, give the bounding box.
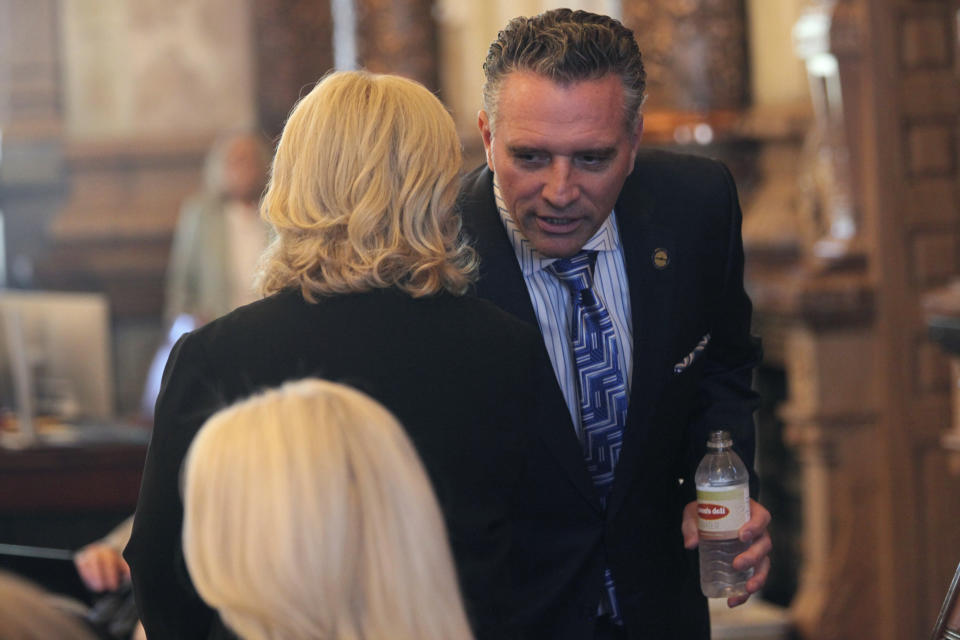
[478,110,495,171]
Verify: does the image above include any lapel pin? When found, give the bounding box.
[652,248,670,269]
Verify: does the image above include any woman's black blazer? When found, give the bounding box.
[125,287,545,640]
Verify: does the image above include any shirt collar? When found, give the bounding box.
[493,178,621,277]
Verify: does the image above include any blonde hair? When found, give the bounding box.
[0,571,99,640]
[181,379,475,640]
[257,71,476,300]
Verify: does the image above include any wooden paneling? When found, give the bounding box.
[900,9,953,68]
[905,120,957,177]
[901,178,959,225]
[866,1,960,637]
[911,231,960,287]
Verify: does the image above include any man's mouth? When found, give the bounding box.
[535,216,580,234]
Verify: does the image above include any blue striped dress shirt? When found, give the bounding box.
[493,180,634,436]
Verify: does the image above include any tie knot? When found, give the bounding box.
[548,251,597,293]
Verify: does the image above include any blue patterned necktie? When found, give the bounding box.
[548,250,627,623]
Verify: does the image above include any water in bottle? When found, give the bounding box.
[696,430,753,598]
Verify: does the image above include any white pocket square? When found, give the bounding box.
[673,333,711,373]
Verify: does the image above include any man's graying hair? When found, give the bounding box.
[482,8,647,132]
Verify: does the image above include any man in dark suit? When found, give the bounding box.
[459,9,772,639]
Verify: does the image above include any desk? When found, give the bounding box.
[0,436,147,549]
[0,441,146,511]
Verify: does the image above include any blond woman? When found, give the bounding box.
[125,71,545,640]
[181,379,473,640]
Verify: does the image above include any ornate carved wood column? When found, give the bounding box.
[743,2,885,637]
[622,0,749,144]
[747,261,878,640]
[356,0,438,92]
[774,298,880,640]
[622,0,748,111]
[252,0,334,139]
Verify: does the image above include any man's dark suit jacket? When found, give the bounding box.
[459,149,762,640]
[125,287,545,640]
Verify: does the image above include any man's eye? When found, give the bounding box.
[513,152,548,166]
[577,154,611,168]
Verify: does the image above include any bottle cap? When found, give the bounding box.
[706,430,732,449]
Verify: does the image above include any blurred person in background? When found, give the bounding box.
[141,131,272,419]
[164,130,272,327]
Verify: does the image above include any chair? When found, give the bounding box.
[931,561,960,640]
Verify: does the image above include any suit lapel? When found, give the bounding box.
[607,174,678,520]
[461,167,602,514]
[464,181,539,327]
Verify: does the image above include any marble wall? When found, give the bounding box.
[60,0,256,140]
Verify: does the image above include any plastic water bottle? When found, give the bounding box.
[696,430,753,598]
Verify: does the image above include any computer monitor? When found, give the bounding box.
[0,291,114,423]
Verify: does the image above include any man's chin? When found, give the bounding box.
[529,237,588,259]
[520,222,589,258]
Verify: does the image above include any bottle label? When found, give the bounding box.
[696,485,750,540]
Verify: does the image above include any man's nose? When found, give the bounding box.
[542,160,579,209]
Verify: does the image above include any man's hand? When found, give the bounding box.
[682,499,772,607]
[74,543,131,592]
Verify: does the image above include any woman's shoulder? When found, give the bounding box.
[416,291,543,352]
[189,287,542,357]
[185,290,305,345]
[445,291,534,329]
